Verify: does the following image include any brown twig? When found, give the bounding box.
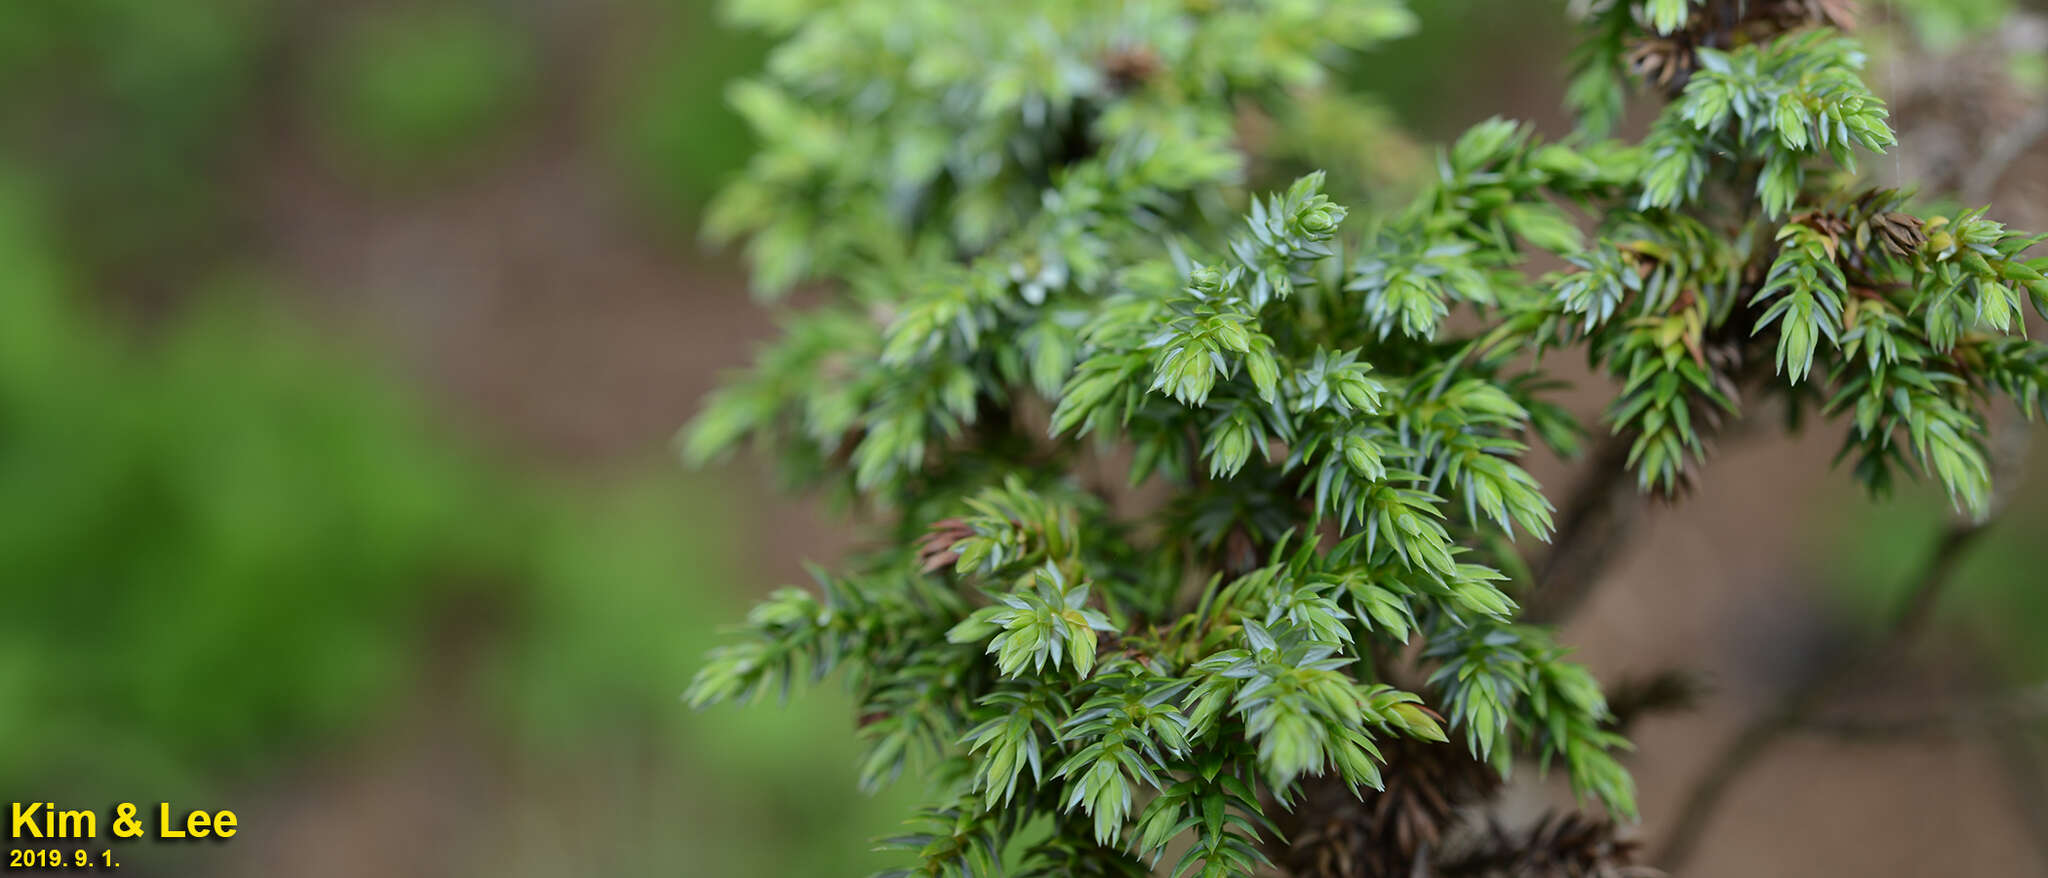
[1980,706,2048,871]
[1789,673,2048,868]
[1654,519,1992,872]
[1795,682,2048,741]
[1524,290,1782,627]
[1523,431,1644,625]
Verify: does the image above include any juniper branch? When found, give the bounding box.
[681,3,2048,875]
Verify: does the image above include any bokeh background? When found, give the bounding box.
[2,1,2044,875]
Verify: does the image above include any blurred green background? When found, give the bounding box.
[0,1,908,874]
[1,0,2044,875]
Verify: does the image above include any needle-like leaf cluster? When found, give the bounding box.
[684,1,2046,874]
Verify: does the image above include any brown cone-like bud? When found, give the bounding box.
[1272,738,1502,878]
[1439,811,1661,878]
[916,517,974,573]
[1872,211,1927,256]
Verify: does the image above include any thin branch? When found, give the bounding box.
[1980,708,2048,870]
[1793,676,2048,868]
[1524,431,1643,625]
[1795,682,2048,741]
[1524,317,1780,627]
[1607,668,1710,735]
[1654,519,1992,872]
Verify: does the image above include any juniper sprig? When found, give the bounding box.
[683,1,2046,874]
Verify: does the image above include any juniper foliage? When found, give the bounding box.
[684,1,2048,874]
